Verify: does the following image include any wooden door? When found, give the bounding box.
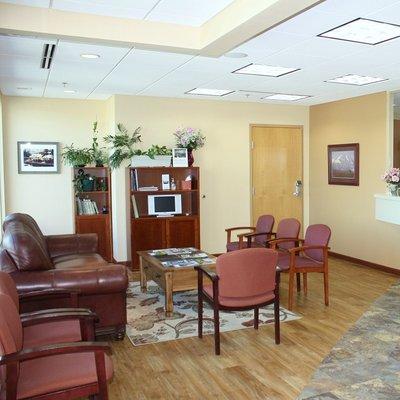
[166,217,199,248]
[131,218,166,268]
[251,125,303,227]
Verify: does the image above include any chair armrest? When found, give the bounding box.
[21,310,98,327]
[194,266,219,282]
[19,288,80,307]
[269,238,304,249]
[225,227,255,233]
[20,307,92,318]
[0,341,111,365]
[45,233,98,258]
[288,245,330,254]
[244,231,275,239]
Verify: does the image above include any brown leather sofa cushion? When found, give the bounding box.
[11,264,127,295]
[52,253,109,269]
[2,222,53,271]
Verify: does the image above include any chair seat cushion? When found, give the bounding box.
[277,253,323,271]
[204,285,275,307]
[23,320,82,349]
[226,241,264,252]
[17,352,113,399]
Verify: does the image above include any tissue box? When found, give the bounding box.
[181,180,192,190]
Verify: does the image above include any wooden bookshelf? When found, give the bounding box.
[129,167,200,269]
[73,167,113,262]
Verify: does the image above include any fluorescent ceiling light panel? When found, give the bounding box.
[326,74,387,86]
[81,53,100,59]
[262,94,311,101]
[319,18,400,45]
[232,63,299,77]
[186,88,234,96]
[64,89,76,93]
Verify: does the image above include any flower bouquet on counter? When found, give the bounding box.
[382,167,400,196]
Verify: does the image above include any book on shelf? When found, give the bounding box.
[76,198,100,216]
[138,186,158,191]
[131,195,139,218]
[131,169,139,191]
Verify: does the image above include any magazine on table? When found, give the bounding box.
[147,247,215,268]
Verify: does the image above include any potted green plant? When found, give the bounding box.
[73,169,95,193]
[91,121,108,167]
[131,145,172,167]
[104,123,142,169]
[62,144,93,167]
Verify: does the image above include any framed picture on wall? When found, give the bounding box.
[17,141,60,174]
[328,143,359,186]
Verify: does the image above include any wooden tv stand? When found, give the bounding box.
[129,167,200,269]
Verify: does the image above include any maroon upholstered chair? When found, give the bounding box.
[226,215,275,252]
[263,218,301,250]
[271,224,331,310]
[196,248,280,355]
[0,293,113,400]
[0,271,97,348]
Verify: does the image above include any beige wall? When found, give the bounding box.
[310,92,400,270]
[2,96,107,234]
[2,94,309,261]
[113,95,310,259]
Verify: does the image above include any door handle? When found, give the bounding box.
[293,180,302,197]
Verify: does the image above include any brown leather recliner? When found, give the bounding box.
[0,213,128,340]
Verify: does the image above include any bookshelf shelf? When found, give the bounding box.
[73,166,113,262]
[129,166,200,269]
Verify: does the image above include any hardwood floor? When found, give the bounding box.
[108,258,398,400]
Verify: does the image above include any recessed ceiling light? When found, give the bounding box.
[319,18,400,45]
[17,87,32,90]
[232,63,300,77]
[80,53,100,59]
[262,93,311,101]
[185,88,234,97]
[64,89,76,93]
[326,74,387,86]
[224,52,248,58]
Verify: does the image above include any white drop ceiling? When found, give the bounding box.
[2,0,400,105]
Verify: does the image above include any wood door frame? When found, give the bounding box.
[249,124,304,227]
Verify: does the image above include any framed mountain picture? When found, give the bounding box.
[328,143,359,186]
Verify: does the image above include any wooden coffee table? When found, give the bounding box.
[138,249,217,317]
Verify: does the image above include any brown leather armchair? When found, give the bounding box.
[0,213,128,340]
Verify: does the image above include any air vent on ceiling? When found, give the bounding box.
[41,43,56,69]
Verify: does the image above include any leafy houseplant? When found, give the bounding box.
[91,121,108,167]
[104,123,142,169]
[131,145,172,167]
[62,145,93,167]
[73,169,95,193]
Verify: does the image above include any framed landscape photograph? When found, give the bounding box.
[172,148,188,167]
[328,143,359,186]
[18,141,60,174]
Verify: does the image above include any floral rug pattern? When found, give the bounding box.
[298,281,400,400]
[126,281,301,346]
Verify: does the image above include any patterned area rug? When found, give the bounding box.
[298,281,400,400]
[126,281,300,346]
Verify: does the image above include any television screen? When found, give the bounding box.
[154,196,175,213]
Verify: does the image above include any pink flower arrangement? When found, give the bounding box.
[382,168,400,184]
[173,127,206,151]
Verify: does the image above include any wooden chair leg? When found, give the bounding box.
[274,296,280,345]
[198,294,203,339]
[296,273,301,292]
[254,307,259,330]
[94,351,109,400]
[303,273,308,295]
[288,271,295,311]
[214,305,220,355]
[323,270,329,306]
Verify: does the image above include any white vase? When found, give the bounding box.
[387,183,399,196]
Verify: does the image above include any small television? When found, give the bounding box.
[148,194,182,216]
